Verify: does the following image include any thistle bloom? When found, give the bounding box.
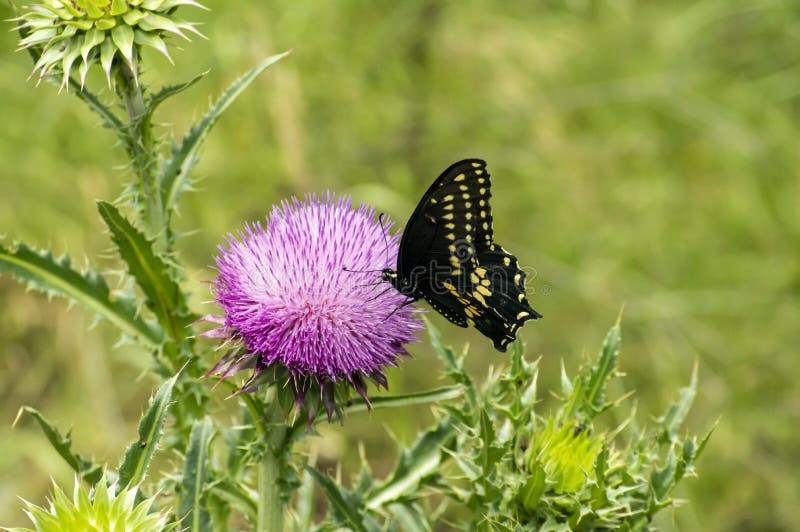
[201,194,422,422]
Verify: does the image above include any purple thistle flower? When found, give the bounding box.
[201,193,422,422]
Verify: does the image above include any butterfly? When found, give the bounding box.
[382,159,541,351]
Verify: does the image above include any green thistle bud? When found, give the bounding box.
[12,0,207,90]
[526,419,604,495]
[7,473,172,532]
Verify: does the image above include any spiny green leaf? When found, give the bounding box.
[479,409,503,474]
[14,407,103,485]
[386,502,432,532]
[117,371,180,491]
[0,241,161,347]
[158,51,290,217]
[306,467,371,532]
[208,479,256,522]
[519,464,547,511]
[145,69,208,121]
[292,468,315,532]
[178,417,214,532]
[366,417,456,510]
[97,201,193,344]
[656,360,698,444]
[424,317,476,406]
[338,385,464,416]
[585,318,621,412]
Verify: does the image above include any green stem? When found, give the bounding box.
[256,387,287,531]
[258,449,283,532]
[115,59,167,250]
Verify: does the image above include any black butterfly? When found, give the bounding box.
[382,159,541,351]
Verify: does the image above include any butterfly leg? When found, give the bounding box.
[381,296,418,323]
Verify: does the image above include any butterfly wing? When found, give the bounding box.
[396,159,490,278]
[468,245,542,351]
[396,159,541,351]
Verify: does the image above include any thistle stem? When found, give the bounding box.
[257,449,283,532]
[257,388,287,531]
[115,60,167,250]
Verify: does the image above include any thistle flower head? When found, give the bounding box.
[12,474,171,532]
[202,193,422,422]
[12,0,207,89]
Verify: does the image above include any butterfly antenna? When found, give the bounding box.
[378,213,391,267]
[342,266,384,274]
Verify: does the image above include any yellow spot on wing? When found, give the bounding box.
[459,184,468,191]
[517,311,530,320]
[446,233,455,240]
[442,213,454,220]
[481,279,491,287]
[444,204,454,211]
[454,173,466,182]
[471,162,482,168]
[475,169,483,175]
[442,282,456,291]
[472,291,487,306]
[518,293,525,302]
[445,222,455,229]
[503,257,511,266]
[475,267,487,277]
[476,285,492,297]
[514,273,521,285]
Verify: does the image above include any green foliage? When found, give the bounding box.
[97,201,193,349]
[116,372,178,491]
[306,320,710,530]
[178,417,214,532]
[13,407,103,486]
[0,241,161,346]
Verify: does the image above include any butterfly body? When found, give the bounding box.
[385,159,541,351]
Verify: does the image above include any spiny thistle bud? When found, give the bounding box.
[12,0,206,90]
[8,474,172,532]
[525,419,604,495]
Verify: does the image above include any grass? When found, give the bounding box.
[1,0,798,529]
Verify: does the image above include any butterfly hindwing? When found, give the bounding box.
[391,159,541,351]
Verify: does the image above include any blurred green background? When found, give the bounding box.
[1,0,798,529]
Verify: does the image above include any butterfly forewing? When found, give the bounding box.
[393,159,541,351]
